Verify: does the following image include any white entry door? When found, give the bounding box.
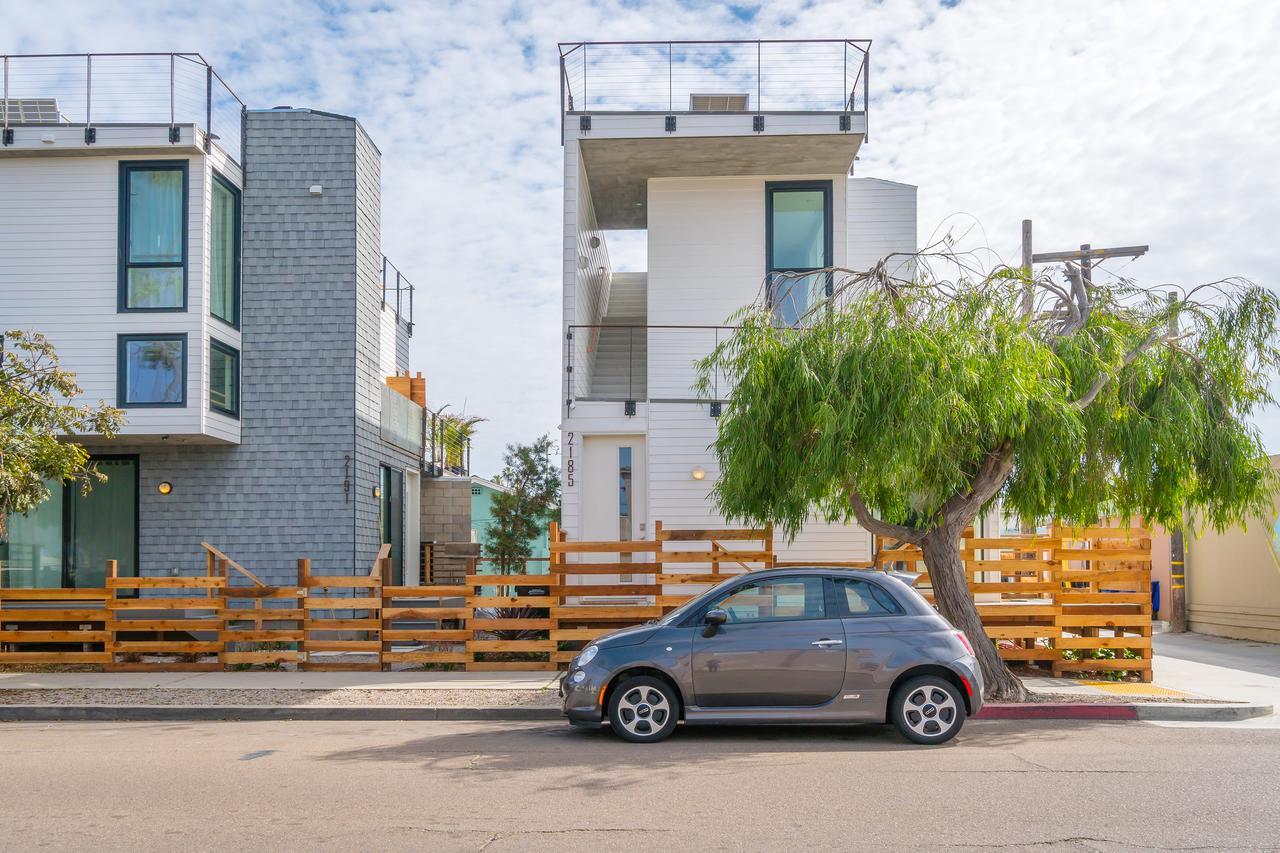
[581,435,647,545]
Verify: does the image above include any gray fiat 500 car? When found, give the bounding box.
[561,568,982,744]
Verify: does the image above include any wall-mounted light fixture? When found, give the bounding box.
[589,235,601,249]
[690,467,706,481]
[372,485,382,499]
[157,481,173,495]
[309,184,323,196]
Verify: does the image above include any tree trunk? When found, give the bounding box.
[921,527,1027,702]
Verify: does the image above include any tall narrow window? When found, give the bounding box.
[618,447,633,577]
[766,181,832,326]
[210,172,240,326]
[379,465,404,585]
[209,339,239,417]
[118,334,186,407]
[119,161,188,311]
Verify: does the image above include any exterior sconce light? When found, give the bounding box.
[157,481,173,495]
[691,467,706,481]
[372,486,382,499]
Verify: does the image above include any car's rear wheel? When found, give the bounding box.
[890,675,965,745]
[607,676,678,743]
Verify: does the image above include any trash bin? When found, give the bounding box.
[1151,580,1161,616]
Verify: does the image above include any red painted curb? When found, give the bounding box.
[975,703,1139,720]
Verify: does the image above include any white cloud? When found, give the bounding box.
[6,0,1278,470]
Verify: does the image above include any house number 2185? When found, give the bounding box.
[565,432,575,487]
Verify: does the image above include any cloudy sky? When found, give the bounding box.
[7,0,1278,474]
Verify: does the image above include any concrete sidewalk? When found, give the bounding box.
[0,632,1272,723]
[0,670,561,691]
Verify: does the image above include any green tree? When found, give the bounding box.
[435,408,486,471]
[484,434,561,574]
[698,255,1279,699]
[1,330,124,539]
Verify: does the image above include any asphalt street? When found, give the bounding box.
[0,718,1276,852]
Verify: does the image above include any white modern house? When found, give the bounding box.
[558,40,917,562]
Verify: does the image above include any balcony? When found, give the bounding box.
[1,53,245,164]
[566,324,734,408]
[559,39,870,229]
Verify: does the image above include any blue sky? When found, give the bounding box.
[6,0,1279,475]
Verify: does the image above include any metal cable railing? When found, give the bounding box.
[1,52,246,163]
[559,39,870,116]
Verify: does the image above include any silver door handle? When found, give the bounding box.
[811,639,844,646]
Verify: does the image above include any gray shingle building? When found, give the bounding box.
[0,56,425,588]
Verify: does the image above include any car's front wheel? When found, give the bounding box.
[889,676,965,745]
[607,676,679,743]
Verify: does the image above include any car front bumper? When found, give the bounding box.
[560,668,607,724]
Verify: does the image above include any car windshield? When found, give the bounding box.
[656,574,756,625]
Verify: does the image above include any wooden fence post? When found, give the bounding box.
[105,559,118,666]
[297,558,310,667]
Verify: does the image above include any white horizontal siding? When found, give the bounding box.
[846,177,917,278]
[0,153,225,439]
[646,403,870,562]
[647,174,847,398]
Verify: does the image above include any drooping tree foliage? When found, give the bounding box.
[698,251,1279,699]
[1,330,123,539]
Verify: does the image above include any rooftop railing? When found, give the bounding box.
[382,255,415,332]
[558,39,870,118]
[1,53,246,164]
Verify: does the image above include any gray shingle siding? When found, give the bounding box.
[109,109,417,587]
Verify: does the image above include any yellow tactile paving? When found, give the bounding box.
[1081,681,1195,698]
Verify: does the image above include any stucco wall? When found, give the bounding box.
[1186,455,1280,643]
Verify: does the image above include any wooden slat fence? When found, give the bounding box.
[0,523,1153,679]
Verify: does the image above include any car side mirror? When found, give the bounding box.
[702,608,728,637]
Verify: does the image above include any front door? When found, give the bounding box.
[691,575,845,707]
[580,435,646,544]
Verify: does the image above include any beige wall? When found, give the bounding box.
[1186,455,1280,643]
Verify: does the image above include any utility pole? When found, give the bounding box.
[1166,290,1188,633]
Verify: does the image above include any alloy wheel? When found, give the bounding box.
[901,684,958,738]
[614,685,672,739]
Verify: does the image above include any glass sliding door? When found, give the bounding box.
[68,457,138,588]
[0,457,137,588]
[0,481,64,588]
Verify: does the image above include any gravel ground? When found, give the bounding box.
[0,688,560,707]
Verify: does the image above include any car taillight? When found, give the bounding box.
[954,630,974,655]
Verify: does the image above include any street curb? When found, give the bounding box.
[0,705,565,722]
[975,702,1272,722]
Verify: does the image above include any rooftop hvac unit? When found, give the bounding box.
[689,93,750,112]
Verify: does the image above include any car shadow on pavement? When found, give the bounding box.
[314,718,1108,794]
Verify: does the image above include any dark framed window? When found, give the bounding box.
[379,465,404,585]
[117,334,187,408]
[210,171,241,327]
[834,578,905,617]
[209,339,240,417]
[765,180,833,326]
[118,161,189,311]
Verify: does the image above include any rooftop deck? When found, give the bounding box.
[1,53,245,164]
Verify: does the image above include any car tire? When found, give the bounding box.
[890,675,966,745]
[607,676,679,743]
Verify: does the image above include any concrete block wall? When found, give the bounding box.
[421,478,473,544]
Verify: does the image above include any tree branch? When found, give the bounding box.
[1070,325,1182,411]
[845,490,924,546]
[938,442,1016,527]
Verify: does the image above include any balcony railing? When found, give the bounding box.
[559,39,870,119]
[1,53,246,163]
[565,324,735,409]
[382,255,415,332]
[425,407,473,478]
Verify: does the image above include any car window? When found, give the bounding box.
[708,576,826,623]
[837,578,904,617]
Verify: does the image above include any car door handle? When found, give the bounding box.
[811,639,844,647]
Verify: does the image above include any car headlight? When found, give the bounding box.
[577,644,599,667]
